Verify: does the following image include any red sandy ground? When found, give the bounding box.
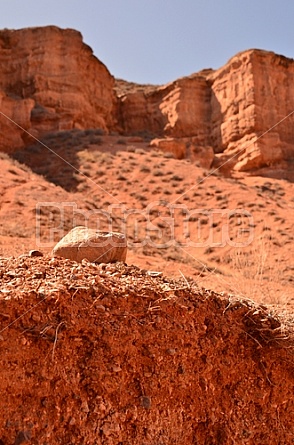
[0,132,293,444]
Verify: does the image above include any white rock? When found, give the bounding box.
[52,226,127,263]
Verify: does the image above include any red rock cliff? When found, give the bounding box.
[209,50,294,172]
[1,26,294,175]
[0,26,117,152]
[117,50,294,174]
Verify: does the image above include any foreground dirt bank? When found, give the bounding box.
[0,256,293,444]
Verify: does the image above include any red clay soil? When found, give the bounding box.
[0,255,293,445]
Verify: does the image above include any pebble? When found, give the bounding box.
[29,250,44,257]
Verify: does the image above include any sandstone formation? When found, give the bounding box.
[150,137,214,169]
[117,50,294,175]
[209,50,294,173]
[0,91,34,152]
[0,26,117,152]
[52,226,127,263]
[0,25,294,176]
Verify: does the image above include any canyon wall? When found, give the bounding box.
[0,26,117,152]
[0,26,293,175]
[209,50,294,172]
[118,49,294,175]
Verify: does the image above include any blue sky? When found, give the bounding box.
[1,1,294,84]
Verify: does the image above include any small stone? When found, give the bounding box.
[140,396,151,410]
[69,417,76,425]
[166,348,176,355]
[81,400,90,413]
[14,430,31,445]
[52,226,127,264]
[96,305,106,312]
[112,365,122,373]
[29,249,43,257]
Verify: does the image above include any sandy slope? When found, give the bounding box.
[0,131,292,308]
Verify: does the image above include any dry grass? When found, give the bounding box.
[200,236,292,306]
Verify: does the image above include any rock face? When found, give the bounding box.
[116,73,212,143]
[150,137,214,169]
[52,226,127,263]
[117,50,294,175]
[209,50,294,173]
[1,25,294,176]
[0,26,117,152]
[0,91,34,152]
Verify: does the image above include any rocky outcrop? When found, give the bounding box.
[117,50,294,175]
[116,73,214,169]
[150,137,214,169]
[0,26,117,151]
[209,50,294,172]
[0,91,34,152]
[1,25,294,176]
[116,72,212,144]
[52,226,127,263]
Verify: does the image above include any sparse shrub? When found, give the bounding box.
[95,169,106,177]
[153,169,164,177]
[94,128,105,136]
[136,194,147,201]
[77,183,89,192]
[117,174,127,181]
[0,152,10,161]
[157,221,167,228]
[100,153,113,165]
[89,136,103,145]
[204,247,214,255]
[140,165,151,173]
[135,148,146,155]
[163,152,175,159]
[82,129,96,136]
[149,150,160,157]
[117,139,126,145]
[84,128,104,137]
[171,174,183,182]
[59,130,74,140]
[8,168,18,175]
